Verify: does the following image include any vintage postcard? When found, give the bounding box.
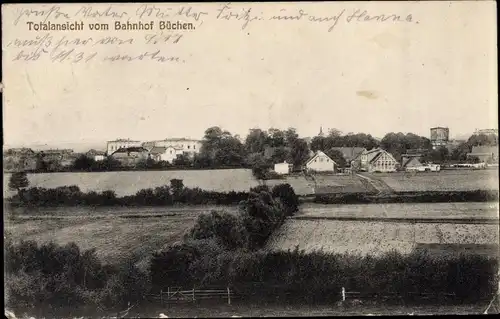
[2,1,499,318]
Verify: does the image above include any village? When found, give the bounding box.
[3,127,498,175]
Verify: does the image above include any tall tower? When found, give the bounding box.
[318,126,324,137]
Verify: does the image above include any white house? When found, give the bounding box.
[149,146,185,163]
[148,138,202,158]
[86,149,106,161]
[305,150,336,172]
[274,161,292,175]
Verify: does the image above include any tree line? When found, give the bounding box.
[8,127,498,174]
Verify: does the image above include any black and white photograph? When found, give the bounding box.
[2,1,499,317]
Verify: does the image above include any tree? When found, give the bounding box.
[188,211,249,250]
[245,128,269,154]
[310,136,327,152]
[135,157,155,170]
[35,153,48,172]
[200,126,246,167]
[173,153,191,167]
[467,133,498,147]
[271,183,299,216]
[247,153,272,180]
[9,171,29,193]
[467,156,481,164]
[325,149,347,168]
[72,155,96,171]
[288,138,310,171]
[170,179,185,200]
[267,128,286,147]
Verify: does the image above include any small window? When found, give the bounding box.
[194,145,196,149]
[188,145,191,149]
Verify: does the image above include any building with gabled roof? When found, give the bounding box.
[144,138,202,158]
[353,148,398,172]
[330,147,366,164]
[305,150,337,172]
[401,155,423,169]
[110,146,149,167]
[86,149,106,161]
[107,139,142,155]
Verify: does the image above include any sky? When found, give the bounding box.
[2,2,497,150]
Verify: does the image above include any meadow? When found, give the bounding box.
[2,169,259,197]
[299,202,499,219]
[4,206,238,270]
[266,219,499,257]
[3,168,498,199]
[374,169,499,192]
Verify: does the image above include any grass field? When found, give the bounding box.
[313,174,377,193]
[4,206,240,270]
[266,219,499,257]
[373,169,499,192]
[4,168,498,199]
[2,169,259,197]
[299,202,499,219]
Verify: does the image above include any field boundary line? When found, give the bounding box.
[292,216,500,224]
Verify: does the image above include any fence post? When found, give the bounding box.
[160,289,163,305]
[342,287,346,302]
[227,287,231,305]
[192,287,195,302]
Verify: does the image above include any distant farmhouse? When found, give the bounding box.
[146,138,202,160]
[353,148,398,173]
[107,139,143,155]
[86,149,106,161]
[106,137,203,166]
[305,150,336,172]
[274,161,292,175]
[3,148,37,172]
[109,146,150,167]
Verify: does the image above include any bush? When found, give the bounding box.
[271,183,299,216]
[4,240,148,309]
[187,211,250,250]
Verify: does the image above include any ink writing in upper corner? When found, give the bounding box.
[6,3,418,65]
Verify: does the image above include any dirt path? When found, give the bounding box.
[356,173,394,195]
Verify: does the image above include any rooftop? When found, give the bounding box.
[108,139,142,143]
[111,147,149,155]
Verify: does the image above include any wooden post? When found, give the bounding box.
[192,287,195,302]
[227,287,231,305]
[160,289,163,305]
[342,287,346,302]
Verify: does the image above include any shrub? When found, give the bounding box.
[271,183,299,216]
[4,240,148,309]
[8,171,29,192]
[187,211,250,250]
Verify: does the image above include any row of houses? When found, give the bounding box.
[274,144,499,175]
[3,148,83,172]
[274,147,400,174]
[105,138,202,166]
